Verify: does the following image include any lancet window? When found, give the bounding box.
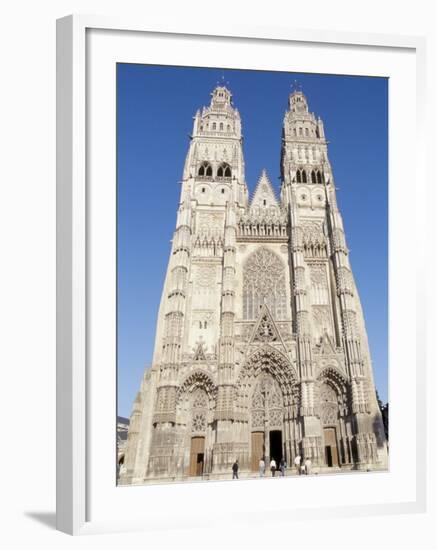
[198,162,213,177]
[217,163,232,178]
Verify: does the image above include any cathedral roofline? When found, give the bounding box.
[249,169,279,208]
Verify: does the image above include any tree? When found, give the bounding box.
[376,390,389,441]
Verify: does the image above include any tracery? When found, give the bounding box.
[243,248,287,320]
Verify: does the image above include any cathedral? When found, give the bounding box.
[120,85,388,485]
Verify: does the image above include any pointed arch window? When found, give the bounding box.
[302,170,307,183]
[198,162,212,177]
[311,170,317,184]
[317,171,323,184]
[243,248,287,320]
[217,163,232,178]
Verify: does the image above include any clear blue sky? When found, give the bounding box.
[117,64,388,418]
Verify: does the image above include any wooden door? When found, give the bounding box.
[189,437,205,476]
[323,427,339,467]
[251,432,265,471]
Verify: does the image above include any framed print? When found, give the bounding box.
[56,15,427,535]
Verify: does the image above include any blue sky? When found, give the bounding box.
[117,65,388,418]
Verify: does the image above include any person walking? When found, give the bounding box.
[304,457,312,475]
[280,457,286,477]
[270,457,277,477]
[259,458,266,478]
[294,454,302,475]
[232,459,239,479]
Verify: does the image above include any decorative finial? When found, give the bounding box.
[216,73,230,88]
[291,79,303,92]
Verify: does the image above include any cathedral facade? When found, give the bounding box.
[120,85,388,485]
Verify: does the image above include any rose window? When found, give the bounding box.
[192,413,207,433]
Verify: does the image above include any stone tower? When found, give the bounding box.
[120,86,388,485]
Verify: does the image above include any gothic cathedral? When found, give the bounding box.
[120,85,388,484]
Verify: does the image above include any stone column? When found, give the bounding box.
[287,192,323,465]
[213,203,238,472]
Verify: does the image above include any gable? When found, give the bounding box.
[250,169,279,210]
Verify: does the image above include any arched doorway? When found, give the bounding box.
[236,346,298,472]
[189,388,208,476]
[317,372,349,468]
[175,371,217,477]
[250,374,284,470]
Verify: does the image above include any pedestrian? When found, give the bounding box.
[232,459,239,479]
[304,457,312,475]
[259,457,266,478]
[270,457,277,477]
[294,454,302,475]
[280,457,286,477]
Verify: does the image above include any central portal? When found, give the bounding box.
[269,430,283,465]
[250,374,285,469]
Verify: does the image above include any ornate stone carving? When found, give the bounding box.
[301,220,327,257]
[312,306,333,338]
[314,331,337,355]
[250,375,283,429]
[254,314,278,342]
[193,265,216,288]
[193,341,207,361]
[336,266,354,296]
[321,404,337,425]
[196,211,225,235]
[319,383,339,425]
[251,410,264,428]
[177,371,217,403]
[269,409,283,427]
[243,248,286,320]
[317,368,349,417]
[237,172,288,240]
[310,264,327,286]
[236,347,299,413]
[192,389,208,409]
[192,412,207,432]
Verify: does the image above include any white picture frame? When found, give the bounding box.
[56,14,427,535]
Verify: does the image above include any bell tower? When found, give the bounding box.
[281,89,332,190]
[182,85,248,209]
[280,89,386,468]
